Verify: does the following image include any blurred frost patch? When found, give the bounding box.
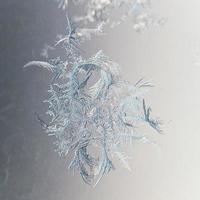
[54,0,166,33]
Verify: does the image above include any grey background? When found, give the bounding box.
[0,0,200,200]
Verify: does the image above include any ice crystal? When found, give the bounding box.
[25,51,161,186]
[54,15,104,63]
[25,2,162,186]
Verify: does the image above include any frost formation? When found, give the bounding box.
[25,0,162,186]
[55,0,165,33]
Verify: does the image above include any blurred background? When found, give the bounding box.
[1,0,200,199]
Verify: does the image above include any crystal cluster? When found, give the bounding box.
[25,51,161,186]
[25,0,162,186]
